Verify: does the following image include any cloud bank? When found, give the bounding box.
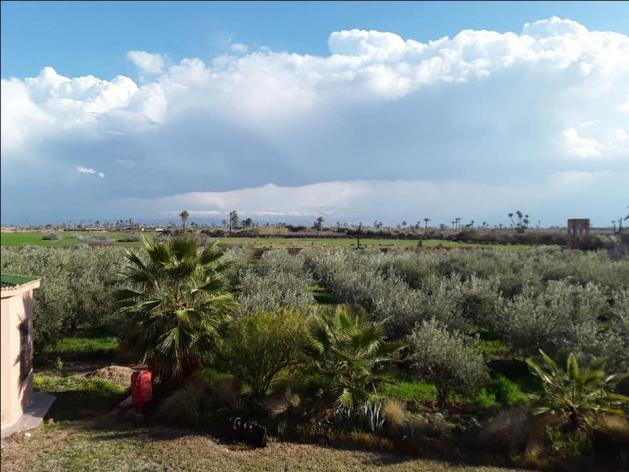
[2,17,628,224]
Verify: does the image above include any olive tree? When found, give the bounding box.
[407,319,489,409]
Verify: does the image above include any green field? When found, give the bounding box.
[0,231,157,247]
[1,232,531,250]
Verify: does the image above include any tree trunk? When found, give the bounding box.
[437,387,449,410]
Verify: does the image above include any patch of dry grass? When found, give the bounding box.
[1,418,532,472]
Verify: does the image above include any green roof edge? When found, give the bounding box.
[1,273,40,287]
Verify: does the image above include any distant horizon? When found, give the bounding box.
[0,214,622,230]
[2,2,628,225]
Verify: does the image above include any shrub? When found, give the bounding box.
[116,234,141,242]
[217,310,305,400]
[497,280,608,355]
[487,375,528,407]
[407,319,489,409]
[476,406,535,456]
[42,232,60,240]
[223,247,253,286]
[237,271,315,316]
[156,377,214,429]
[382,399,406,434]
[80,235,111,246]
[256,249,309,278]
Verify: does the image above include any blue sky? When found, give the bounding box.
[3,1,628,80]
[2,2,628,225]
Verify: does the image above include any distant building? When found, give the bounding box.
[1,274,40,431]
[567,218,590,246]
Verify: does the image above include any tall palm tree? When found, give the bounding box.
[115,236,235,387]
[304,306,404,412]
[423,218,430,230]
[179,210,190,229]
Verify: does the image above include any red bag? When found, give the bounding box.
[131,370,152,408]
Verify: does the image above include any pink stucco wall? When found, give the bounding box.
[1,280,39,428]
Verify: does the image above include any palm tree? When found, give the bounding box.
[423,218,430,230]
[179,210,190,229]
[229,210,239,235]
[313,216,324,231]
[527,350,629,430]
[304,306,404,412]
[115,236,235,388]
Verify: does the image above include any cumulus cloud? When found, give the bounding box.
[77,166,105,178]
[562,128,604,158]
[230,43,248,53]
[127,50,165,74]
[2,17,628,224]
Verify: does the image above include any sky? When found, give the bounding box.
[2,1,628,226]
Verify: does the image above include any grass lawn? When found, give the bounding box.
[33,370,128,422]
[0,231,157,247]
[41,329,120,361]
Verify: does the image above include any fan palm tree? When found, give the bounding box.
[527,350,629,430]
[304,306,404,413]
[179,210,190,229]
[115,236,235,387]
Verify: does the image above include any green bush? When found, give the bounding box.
[407,319,489,409]
[237,271,315,316]
[473,375,528,407]
[488,375,528,407]
[217,310,305,399]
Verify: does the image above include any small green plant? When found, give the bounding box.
[55,356,64,372]
[489,375,528,406]
[304,306,404,412]
[526,350,629,430]
[362,400,385,433]
[546,426,591,459]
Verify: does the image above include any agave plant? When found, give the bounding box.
[362,400,386,433]
[304,306,404,413]
[115,236,235,387]
[526,350,629,429]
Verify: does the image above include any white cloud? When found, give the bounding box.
[562,128,605,158]
[230,43,248,54]
[112,173,628,226]
[522,16,588,38]
[127,50,165,74]
[77,166,105,178]
[2,18,628,224]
